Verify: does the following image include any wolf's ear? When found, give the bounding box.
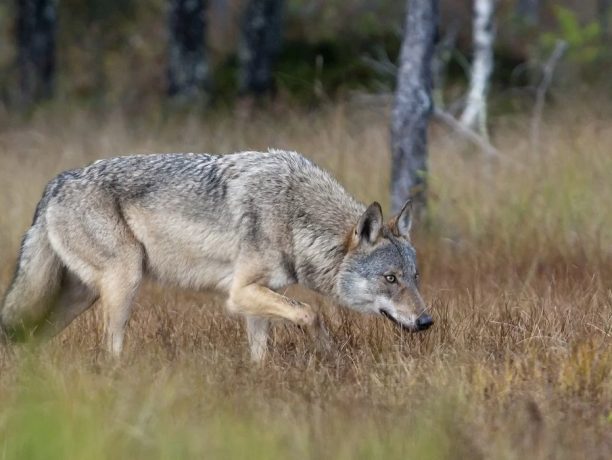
[354,202,383,245]
[392,199,413,239]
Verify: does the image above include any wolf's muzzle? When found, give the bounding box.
[415,314,434,331]
[380,309,433,332]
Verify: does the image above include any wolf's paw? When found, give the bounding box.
[292,305,316,327]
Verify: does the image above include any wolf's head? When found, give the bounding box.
[336,200,432,332]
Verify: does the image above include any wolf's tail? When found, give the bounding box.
[1,203,63,341]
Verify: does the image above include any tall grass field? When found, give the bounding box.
[0,103,610,459]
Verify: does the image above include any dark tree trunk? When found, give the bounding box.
[390,0,438,214]
[599,0,611,40]
[16,0,57,105]
[516,0,539,25]
[167,0,208,99]
[238,0,283,97]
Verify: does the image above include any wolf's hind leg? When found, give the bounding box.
[47,198,143,356]
[245,316,270,362]
[37,271,99,339]
[99,247,143,357]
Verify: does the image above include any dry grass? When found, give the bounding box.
[0,102,610,459]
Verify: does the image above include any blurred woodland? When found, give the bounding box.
[0,0,610,113]
[0,4,611,458]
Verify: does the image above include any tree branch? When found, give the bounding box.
[434,107,523,168]
[531,40,568,156]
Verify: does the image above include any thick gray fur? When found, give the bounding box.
[1,150,431,359]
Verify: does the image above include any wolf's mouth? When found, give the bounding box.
[380,309,416,332]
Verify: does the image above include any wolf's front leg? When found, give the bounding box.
[309,314,333,354]
[279,284,334,354]
[244,314,331,362]
[245,316,270,362]
[228,283,317,326]
[228,282,317,361]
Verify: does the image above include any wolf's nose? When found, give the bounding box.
[416,314,433,330]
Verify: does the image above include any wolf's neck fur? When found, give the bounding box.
[292,197,364,298]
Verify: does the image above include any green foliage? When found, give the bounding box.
[61,0,138,28]
[540,6,603,65]
[275,39,397,103]
[285,0,403,43]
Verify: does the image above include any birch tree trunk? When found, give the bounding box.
[238,0,283,97]
[16,0,57,105]
[167,0,208,99]
[390,0,438,214]
[460,0,496,138]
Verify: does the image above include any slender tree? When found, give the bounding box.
[460,0,496,138]
[167,0,208,99]
[599,0,611,40]
[16,0,57,105]
[238,0,283,97]
[390,0,438,214]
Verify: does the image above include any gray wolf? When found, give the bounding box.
[1,150,432,361]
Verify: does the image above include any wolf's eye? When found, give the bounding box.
[384,274,397,284]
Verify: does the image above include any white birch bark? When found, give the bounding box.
[460,0,496,139]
